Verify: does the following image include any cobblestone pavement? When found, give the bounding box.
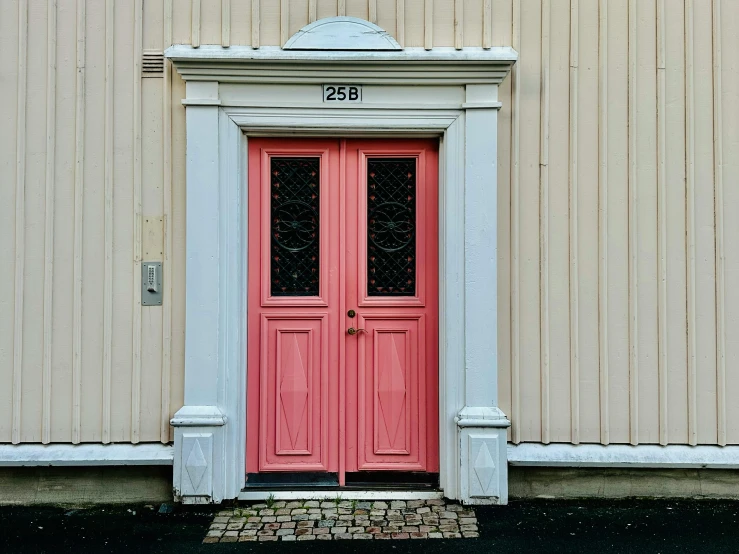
[203,499,479,543]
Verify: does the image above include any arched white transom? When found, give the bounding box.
[283,16,402,51]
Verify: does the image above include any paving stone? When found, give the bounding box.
[281,522,296,529]
[320,501,335,508]
[383,526,402,533]
[376,533,392,539]
[354,509,369,515]
[286,501,302,508]
[447,505,464,512]
[226,523,244,530]
[439,523,460,532]
[206,530,224,538]
[276,515,291,522]
[240,530,258,536]
[291,508,307,515]
[372,501,389,510]
[354,534,373,539]
[407,500,425,508]
[390,501,407,509]
[440,511,458,519]
[237,536,257,542]
[244,522,261,530]
[295,529,311,536]
[324,513,339,520]
[318,520,335,527]
[221,536,238,543]
[371,519,387,526]
[217,510,234,516]
[428,532,444,539]
[281,535,297,541]
[316,534,333,540]
[331,526,348,534]
[259,509,275,516]
[262,516,276,523]
[276,529,295,536]
[460,524,478,532]
[273,501,287,508]
[334,533,353,540]
[259,535,278,541]
[275,508,291,516]
[308,514,322,520]
[264,523,281,530]
[257,530,274,536]
[392,532,410,539]
[459,511,475,518]
[348,526,364,534]
[387,509,401,516]
[338,501,353,509]
[459,517,477,525]
[410,532,429,539]
[297,520,315,528]
[297,535,316,541]
[440,518,459,525]
[366,526,381,534]
[313,528,330,535]
[247,517,261,523]
[322,508,338,515]
[426,499,444,506]
[213,516,229,523]
[203,536,220,544]
[338,515,353,521]
[292,515,309,521]
[252,503,268,509]
[402,526,419,533]
[307,508,320,514]
[370,510,385,516]
[304,501,320,508]
[420,525,438,533]
[443,532,462,539]
[417,507,431,514]
[209,523,226,530]
[356,502,372,510]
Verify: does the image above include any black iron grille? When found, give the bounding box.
[367,158,416,296]
[270,157,320,296]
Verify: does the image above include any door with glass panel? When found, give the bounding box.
[246,138,438,486]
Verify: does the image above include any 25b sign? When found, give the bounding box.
[323,85,362,103]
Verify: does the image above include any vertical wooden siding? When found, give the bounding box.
[0,0,737,445]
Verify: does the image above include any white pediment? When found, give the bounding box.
[283,16,402,51]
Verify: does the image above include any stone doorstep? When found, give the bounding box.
[204,499,479,543]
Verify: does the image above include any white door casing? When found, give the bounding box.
[167,19,516,505]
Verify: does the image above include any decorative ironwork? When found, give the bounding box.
[270,157,320,296]
[367,158,416,296]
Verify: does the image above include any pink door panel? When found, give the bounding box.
[259,315,329,470]
[357,315,426,469]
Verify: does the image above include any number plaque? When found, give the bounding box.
[322,85,362,103]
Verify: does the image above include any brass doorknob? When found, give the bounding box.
[347,327,366,335]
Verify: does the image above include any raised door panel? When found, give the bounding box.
[357,315,426,470]
[260,315,329,471]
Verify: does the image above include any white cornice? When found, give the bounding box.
[165,45,517,86]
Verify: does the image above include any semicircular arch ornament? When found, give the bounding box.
[283,16,402,51]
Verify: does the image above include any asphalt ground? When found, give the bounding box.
[0,499,737,553]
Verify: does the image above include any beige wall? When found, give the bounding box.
[1,0,737,446]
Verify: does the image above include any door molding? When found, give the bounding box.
[167,42,516,505]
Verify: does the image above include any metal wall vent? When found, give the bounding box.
[142,50,164,77]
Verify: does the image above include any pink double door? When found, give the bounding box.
[247,138,438,483]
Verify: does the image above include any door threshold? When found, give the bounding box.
[238,490,444,501]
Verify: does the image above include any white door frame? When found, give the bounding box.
[167,42,516,505]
